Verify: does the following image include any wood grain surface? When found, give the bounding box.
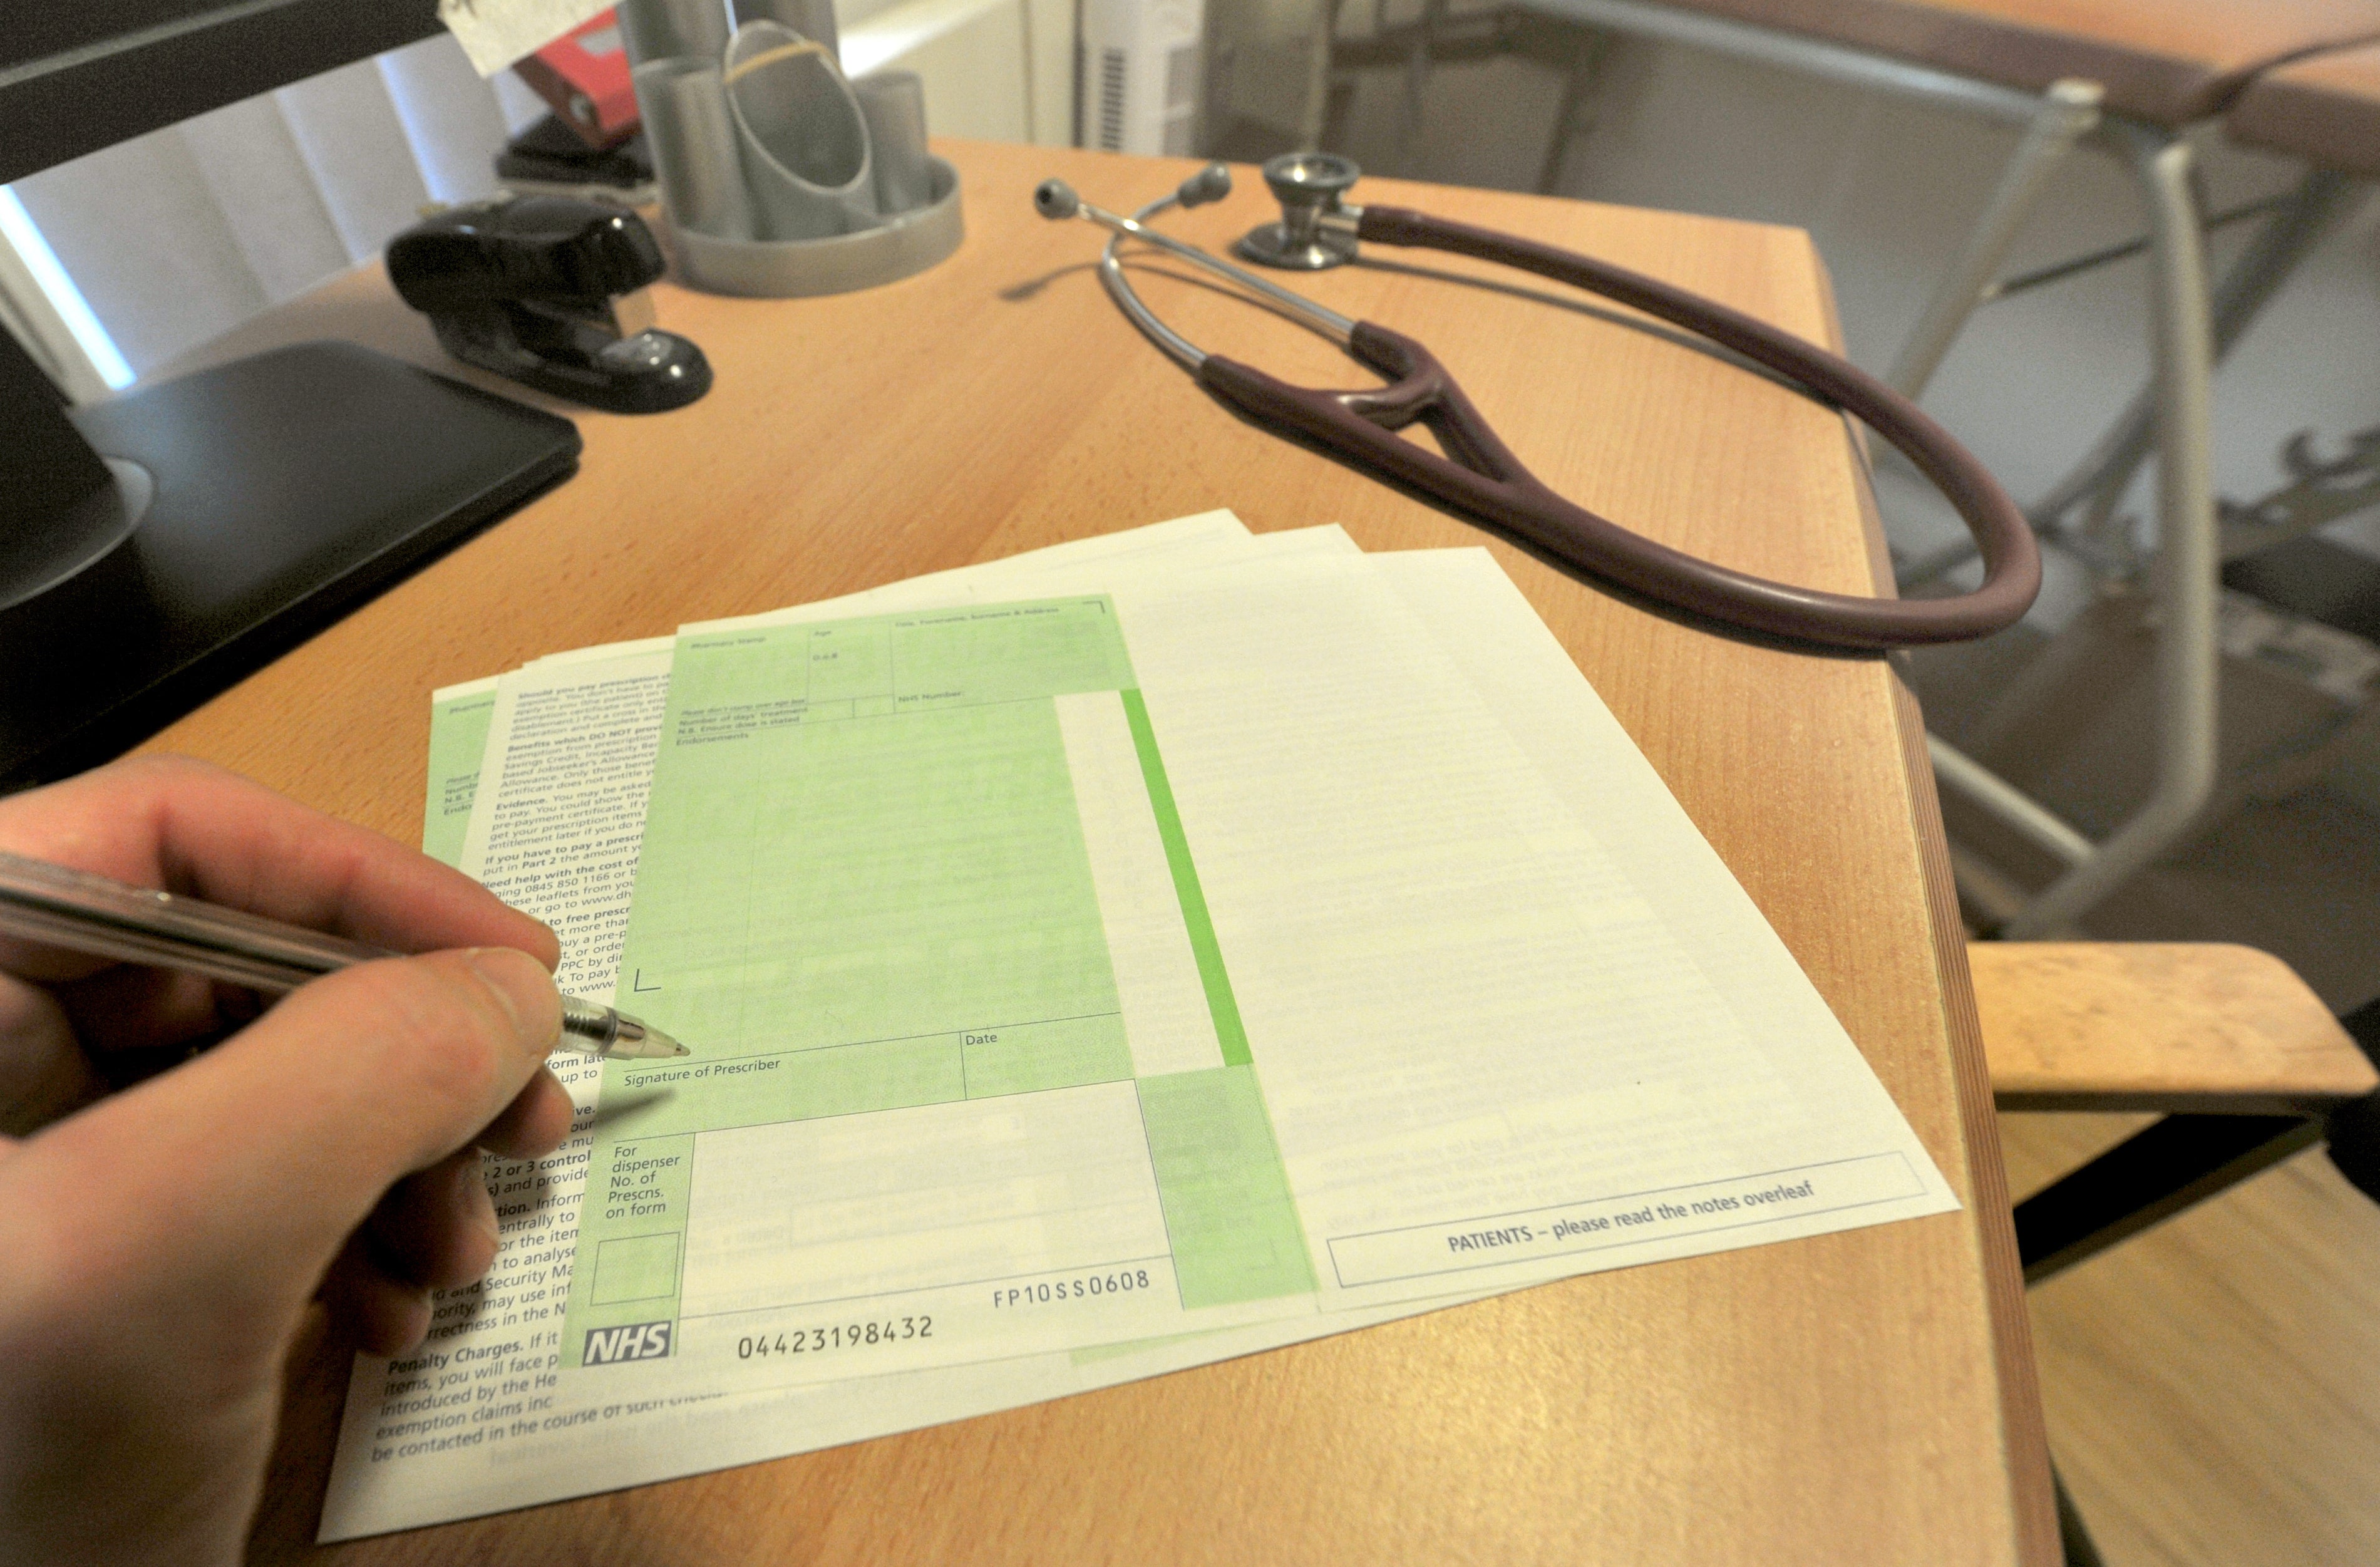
[1974,941,2380,1112]
[2003,1109,2380,1564]
[146,139,2054,1564]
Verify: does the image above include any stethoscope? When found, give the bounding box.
[1033,153,2039,651]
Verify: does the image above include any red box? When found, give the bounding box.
[512,10,638,148]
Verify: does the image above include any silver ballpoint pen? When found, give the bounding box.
[0,849,686,1060]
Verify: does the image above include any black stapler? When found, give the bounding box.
[388,196,711,414]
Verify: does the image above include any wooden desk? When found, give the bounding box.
[155,139,2053,1564]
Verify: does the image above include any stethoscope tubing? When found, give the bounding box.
[1086,188,2040,651]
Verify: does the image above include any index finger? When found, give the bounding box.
[0,756,558,981]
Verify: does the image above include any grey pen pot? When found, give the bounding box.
[853,71,934,214]
[733,0,839,62]
[723,21,877,240]
[616,0,731,65]
[631,16,965,294]
[633,56,758,240]
[670,156,964,296]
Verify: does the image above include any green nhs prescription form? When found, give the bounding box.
[555,584,1951,1391]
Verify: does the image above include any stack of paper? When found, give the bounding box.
[320,513,1955,1540]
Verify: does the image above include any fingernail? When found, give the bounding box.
[463,947,560,1050]
[455,1157,500,1248]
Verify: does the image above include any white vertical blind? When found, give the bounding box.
[380,43,523,205]
[8,33,517,387]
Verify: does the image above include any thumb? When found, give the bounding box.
[0,948,560,1366]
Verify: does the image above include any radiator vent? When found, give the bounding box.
[1098,48,1128,150]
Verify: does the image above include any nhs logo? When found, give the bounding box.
[584,1321,674,1365]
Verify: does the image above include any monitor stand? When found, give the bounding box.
[0,335,580,789]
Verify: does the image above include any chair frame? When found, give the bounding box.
[1341,0,2364,934]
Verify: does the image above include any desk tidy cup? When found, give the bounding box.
[724,22,877,241]
[621,0,962,297]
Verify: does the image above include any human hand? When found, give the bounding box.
[0,756,571,1567]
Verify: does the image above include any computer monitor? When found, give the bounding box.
[0,3,584,787]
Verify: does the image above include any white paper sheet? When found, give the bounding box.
[321,530,1954,1539]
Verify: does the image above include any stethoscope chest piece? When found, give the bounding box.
[1235,152,1363,271]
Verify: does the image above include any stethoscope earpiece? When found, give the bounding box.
[1032,179,1082,220]
[1175,162,1234,210]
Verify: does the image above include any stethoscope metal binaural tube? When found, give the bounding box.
[1038,167,1353,368]
[1032,160,2043,652]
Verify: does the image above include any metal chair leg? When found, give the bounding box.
[1898,167,2358,594]
[2028,168,2362,539]
[1996,124,2220,938]
[1396,0,1448,155]
[1885,79,2102,400]
[1927,160,2356,933]
[1927,733,2094,874]
[1297,0,1363,152]
[1535,28,1609,195]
